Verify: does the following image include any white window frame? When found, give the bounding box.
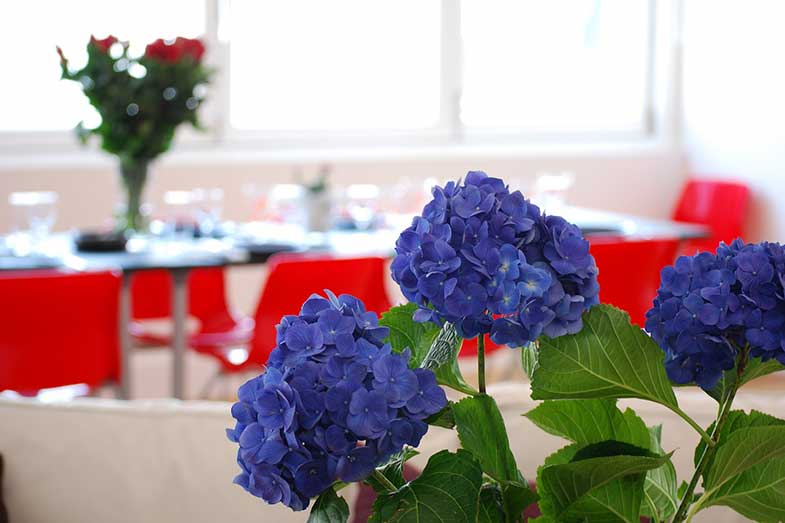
[0,0,680,159]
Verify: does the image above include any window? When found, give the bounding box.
[0,0,205,131]
[228,1,441,132]
[460,0,652,133]
[0,0,658,146]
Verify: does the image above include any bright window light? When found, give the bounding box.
[0,0,205,131]
[460,0,651,131]
[228,0,441,131]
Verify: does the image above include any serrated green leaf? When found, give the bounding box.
[433,356,478,396]
[705,425,785,492]
[370,450,483,523]
[424,402,455,429]
[453,394,520,483]
[538,441,668,522]
[421,322,462,369]
[707,357,785,402]
[525,399,677,520]
[380,303,440,366]
[366,447,420,492]
[380,307,476,395]
[521,342,538,380]
[641,425,678,521]
[700,457,785,522]
[524,399,650,449]
[501,480,538,521]
[477,484,505,523]
[690,411,785,521]
[694,409,785,473]
[531,305,679,412]
[307,487,349,523]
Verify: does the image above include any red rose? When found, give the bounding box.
[90,35,118,53]
[56,45,67,65]
[144,37,205,63]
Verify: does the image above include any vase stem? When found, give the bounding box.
[119,159,148,232]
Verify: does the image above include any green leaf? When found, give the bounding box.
[307,487,349,523]
[537,441,669,522]
[380,307,476,395]
[700,457,785,522]
[452,394,520,482]
[501,480,538,521]
[531,305,679,411]
[703,415,785,495]
[477,484,505,523]
[433,356,478,396]
[704,425,785,492]
[370,450,483,523]
[525,399,677,520]
[424,402,455,429]
[641,425,679,521]
[366,447,420,492]
[694,409,785,474]
[707,357,785,402]
[691,411,785,521]
[380,303,439,366]
[524,399,650,449]
[520,342,539,380]
[421,322,462,369]
[423,323,477,395]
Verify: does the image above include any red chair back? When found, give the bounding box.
[247,254,392,368]
[130,267,236,332]
[673,179,750,254]
[590,237,680,327]
[0,270,121,392]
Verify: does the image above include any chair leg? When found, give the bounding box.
[199,369,223,399]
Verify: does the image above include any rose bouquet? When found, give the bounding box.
[229,171,785,522]
[57,35,210,231]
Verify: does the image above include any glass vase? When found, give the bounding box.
[118,158,149,232]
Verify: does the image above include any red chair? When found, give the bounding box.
[196,255,392,380]
[589,237,680,327]
[0,270,121,393]
[129,268,253,349]
[673,179,750,254]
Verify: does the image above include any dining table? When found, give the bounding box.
[0,207,709,400]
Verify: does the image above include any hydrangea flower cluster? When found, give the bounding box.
[391,171,599,347]
[646,239,785,389]
[227,292,447,511]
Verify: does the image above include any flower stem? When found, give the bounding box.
[372,469,398,493]
[672,346,749,523]
[671,406,715,448]
[478,334,486,394]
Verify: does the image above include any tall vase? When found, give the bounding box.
[119,158,149,232]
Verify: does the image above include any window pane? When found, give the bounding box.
[229,0,441,131]
[0,1,205,131]
[461,0,650,131]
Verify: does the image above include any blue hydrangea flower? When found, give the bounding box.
[391,171,599,347]
[646,239,785,390]
[228,291,447,511]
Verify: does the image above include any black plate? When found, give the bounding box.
[74,231,128,252]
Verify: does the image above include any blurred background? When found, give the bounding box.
[1,0,782,395]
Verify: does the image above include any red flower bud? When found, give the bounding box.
[144,37,205,63]
[90,35,118,53]
[56,45,67,65]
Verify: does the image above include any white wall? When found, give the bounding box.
[682,0,785,242]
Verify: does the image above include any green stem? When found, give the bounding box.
[372,469,398,493]
[478,334,486,394]
[119,157,149,232]
[672,346,749,523]
[671,405,715,448]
